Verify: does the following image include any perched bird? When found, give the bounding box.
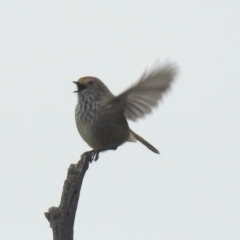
[73,63,177,161]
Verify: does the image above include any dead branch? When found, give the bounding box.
[45,152,92,240]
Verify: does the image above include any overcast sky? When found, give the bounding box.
[0,1,239,240]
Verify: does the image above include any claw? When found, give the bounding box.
[81,150,99,162]
[81,147,117,163]
[93,151,99,161]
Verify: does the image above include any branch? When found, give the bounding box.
[45,152,92,240]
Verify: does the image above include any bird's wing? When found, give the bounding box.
[107,63,178,121]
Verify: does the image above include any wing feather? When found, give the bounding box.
[107,63,177,121]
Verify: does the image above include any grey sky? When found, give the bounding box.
[0,1,239,239]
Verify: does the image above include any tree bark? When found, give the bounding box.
[45,153,91,240]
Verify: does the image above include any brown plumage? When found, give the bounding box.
[74,63,177,161]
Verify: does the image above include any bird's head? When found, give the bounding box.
[73,76,114,103]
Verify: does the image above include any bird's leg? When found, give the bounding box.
[81,147,118,162]
[80,150,100,162]
[92,150,100,161]
[81,150,96,163]
[93,147,118,161]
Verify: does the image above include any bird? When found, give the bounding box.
[73,63,177,161]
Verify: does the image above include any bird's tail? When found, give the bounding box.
[130,130,159,154]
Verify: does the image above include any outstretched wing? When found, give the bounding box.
[107,63,178,121]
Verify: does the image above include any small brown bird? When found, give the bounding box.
[73,63,177,161]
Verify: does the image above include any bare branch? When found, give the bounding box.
[45,153,92,240]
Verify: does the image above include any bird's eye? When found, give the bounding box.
[88,81,94,85]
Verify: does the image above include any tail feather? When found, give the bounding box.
[130,130,159,154]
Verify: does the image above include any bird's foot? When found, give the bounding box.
[81,147,118,163]
[81,150,99,163]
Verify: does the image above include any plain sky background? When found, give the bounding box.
[0,1,239,239]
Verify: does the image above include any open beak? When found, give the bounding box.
[73,81,87,93]
[73,81,79,93]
